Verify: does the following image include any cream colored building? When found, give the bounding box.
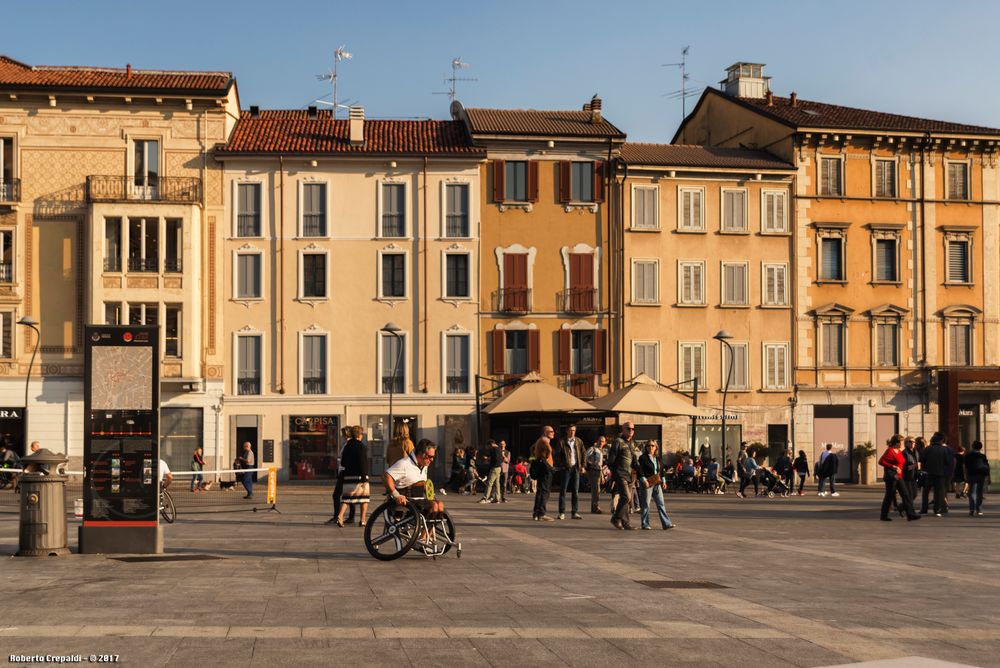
[0,55,237,469]
[216,107,485,480]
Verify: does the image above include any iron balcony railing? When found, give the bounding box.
[163,258,183,273]
[558,288,597,314]
[86,176,201,204]
[237,377,261,396]
[492,288,531,313]
[446,375,469,394]
[127,257,158,273]
[103,256,122,273]
[302,215,326,237]
[237,214,260,237]
[302,377,326,395]
[0,179,20,203]
[563,374,597,399]
[0,262,11,283]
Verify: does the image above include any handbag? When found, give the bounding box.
[643,474,661,489]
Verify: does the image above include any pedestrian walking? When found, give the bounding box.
[817,444,840,497]
[585,436,606,513]
[608,422,637,530]
[964,440,990,516]
[739,450,760,498]
[776,448,793,492]
[637,440,674,530]
[499,441,510,502]
[531,426,555,521]
[328,427,356,525]
[554,424,585,520]
[335,425,369,527]
[919,432,949,516]
[793,450,809,495]
[190,447,206,492]
[736,443,749,497]
[236,441,255,499]
[480,439,503,504]
[902,437,919,504]
[878,434,920,522]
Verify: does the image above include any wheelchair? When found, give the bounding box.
[363,492,461,561]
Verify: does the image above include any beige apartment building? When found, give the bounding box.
[0,56,237,469]
[215,107,485,480]
[677,63,1000,476]
[616,143,795,461]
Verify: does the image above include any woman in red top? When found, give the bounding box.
[879,434,920,522]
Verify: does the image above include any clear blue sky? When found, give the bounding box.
[6,0,1000,142]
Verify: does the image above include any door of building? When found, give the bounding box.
[767,424,789,467]
[235,425,258,472]
[813,405,852,482]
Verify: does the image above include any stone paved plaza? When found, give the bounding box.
[0,485,996,667]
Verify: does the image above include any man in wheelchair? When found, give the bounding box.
[383,438,444,517]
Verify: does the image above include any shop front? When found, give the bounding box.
[0,407,24,457]
[288,415,339,480]
[686,418,741,463]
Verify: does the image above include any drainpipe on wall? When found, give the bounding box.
[422,156,429,393]
[616,160,627,391]
[278,155,285,394]
[789,170,798,448]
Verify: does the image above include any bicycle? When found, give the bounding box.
[159,485,176,524]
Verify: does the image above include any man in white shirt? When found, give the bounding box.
[554,424,585,520]
[383,439,444,516]
[158,459,173,489]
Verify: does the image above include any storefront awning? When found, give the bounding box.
[588,374,709,418]
[482,372,598,415]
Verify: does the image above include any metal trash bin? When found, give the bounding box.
[16,448,70,557]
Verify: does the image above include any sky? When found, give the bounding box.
[5,0,1000,142]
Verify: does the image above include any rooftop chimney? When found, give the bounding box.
[349,106,364,146]
[249,105,260,118]
[307,105,318,119]
[720,62,770,99]
[589,95,602,124]
[126,64,132,80]
[766,91,774,107]
[790,92,798,107]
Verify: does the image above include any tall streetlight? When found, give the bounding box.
[17,316,39,455]
[713,330,734,466]
[380,323,403,448]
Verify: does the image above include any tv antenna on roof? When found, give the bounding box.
[316,45,353,119]
[433,57,477,102]
[662,46,697,120]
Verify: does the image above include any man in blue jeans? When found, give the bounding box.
[237,441,255,499]
[554,424,585,520]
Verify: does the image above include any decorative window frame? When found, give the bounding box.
[297,244,330,303]
[871,155,900,199]
[231,178,266,239]
[943,229,974,285]
[677,340,707,392]
[719,187,749,234]
[560,242,601,298]
[676,186,706,232]
[296,178,332,239]
[944,158,972,201]
[232,326,265,396]
[439,178,475,239]
[720,340,750,392]
[297,325,330,395]
[761,262,789,307]
[941,304,980,366]
[376,177,409,239]
[631,340,660,382]
[441,244,474,303]
[232,244,265,303]
[761,341,790,391]
[441,325,473,396]
[814,303,854,368]
[630,258,659,305]
[377,329,408,395]
[869,224,903,285]
[815,224,849,283]
[377,243,409,303]
[677,259,707,306]
[124,131,167,183]
[817,153,845,197]
[760,189,789,234]
[495,243,537,310]
[719,260,750,307]
[630,184,659,231]
[0,309,16,360]
[868,304,908,368]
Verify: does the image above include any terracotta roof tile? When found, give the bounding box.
[217,109,484,156]
[621,143,793,170]
[463,107,625,138]
[727,90,1000,136]
[0,55,231,93]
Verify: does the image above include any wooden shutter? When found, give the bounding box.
[593,329,605,374]
[527,161,539,202]
[948,240,969,282]
[490,330,505,374]
[528,329,540,372]
[876,239,896,281]
[558,329,571,374]
[692,263,703,303]
[504,253,528,289]
[570,253,594,310]
[682,191,692,229]
[492,160,505,203]
[593,162,604,202]
[557,161,571,203]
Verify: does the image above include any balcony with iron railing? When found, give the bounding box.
[557,288,598,314]
[237,377,261,396]
[447,375,470,394]
[303,377,326,395]
[0,262,12,283]
[163,258,182,273]
[127,257,158,273]
[562,373,597,399]
[237,214,261,237]
[302,214,326,238]
[86,176,201,204]
[492,287,531,313]
[0,179,19,204]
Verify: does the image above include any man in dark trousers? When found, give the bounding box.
[608,422,637,530]
[531,426,555,522]
[919,432,950,516]
[553,424,585,520]
[902,437,920,505]
[818,444,840,497]
[775,448,793,492]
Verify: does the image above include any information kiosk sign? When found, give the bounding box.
[79,325,161,554]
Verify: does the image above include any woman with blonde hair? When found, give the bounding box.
[335,425,370,527]
[385,422,414,468]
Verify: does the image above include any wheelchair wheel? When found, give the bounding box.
[767,491,775,498]
[364,501,418,561]
[159,489,176,524]
[433,511,457,555]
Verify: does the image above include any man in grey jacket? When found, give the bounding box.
[608,422,636,530]
[920,432,950,516]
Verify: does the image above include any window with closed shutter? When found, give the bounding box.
[237,253,261,299]
[445,334,470,394]
[679,262,704,305]
[679,343,705,387]
[763,264,787,306]
[237,183,261,237]
[875,160,896,198]
[302,334,327,394]
[633,260,658,303]
[820,157,842,196]
[947,163,969,200]
[875,238,898,282]
[723,342,748,390]
[722,190,747,232]
[947,240,970,283]
[633,342,658,381]
[237,335,262,395]
[763,191,787,233]
[679,188,703,230]
[764,344,788,389]
[722,263,748,305]
[302,183,327,236]
[445,254,469,298]
[876,322,898,366]
[505,330,528,374]
[381,253,405,298]
[949,323,971,365]
[381,183,405,237]
[820,237,844,281]
[445,183,469,237]
[822,322,845,366]
[302,253,327,298]
[633,186,658,229]
[505,161,528,201]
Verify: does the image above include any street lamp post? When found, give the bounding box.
[17,316,39,455]
[713,330,734,466]
[380,322,403,448]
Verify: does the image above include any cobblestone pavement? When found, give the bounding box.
[0,485,995,667]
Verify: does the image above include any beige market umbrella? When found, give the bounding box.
[481,372,597,415]
[588,373,709,417]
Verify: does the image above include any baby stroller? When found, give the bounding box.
[758,468,790,498]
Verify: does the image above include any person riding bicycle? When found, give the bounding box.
[382,438,444,517]
[158,459,173,489]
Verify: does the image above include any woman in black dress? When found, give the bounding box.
[335,425,370,527]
